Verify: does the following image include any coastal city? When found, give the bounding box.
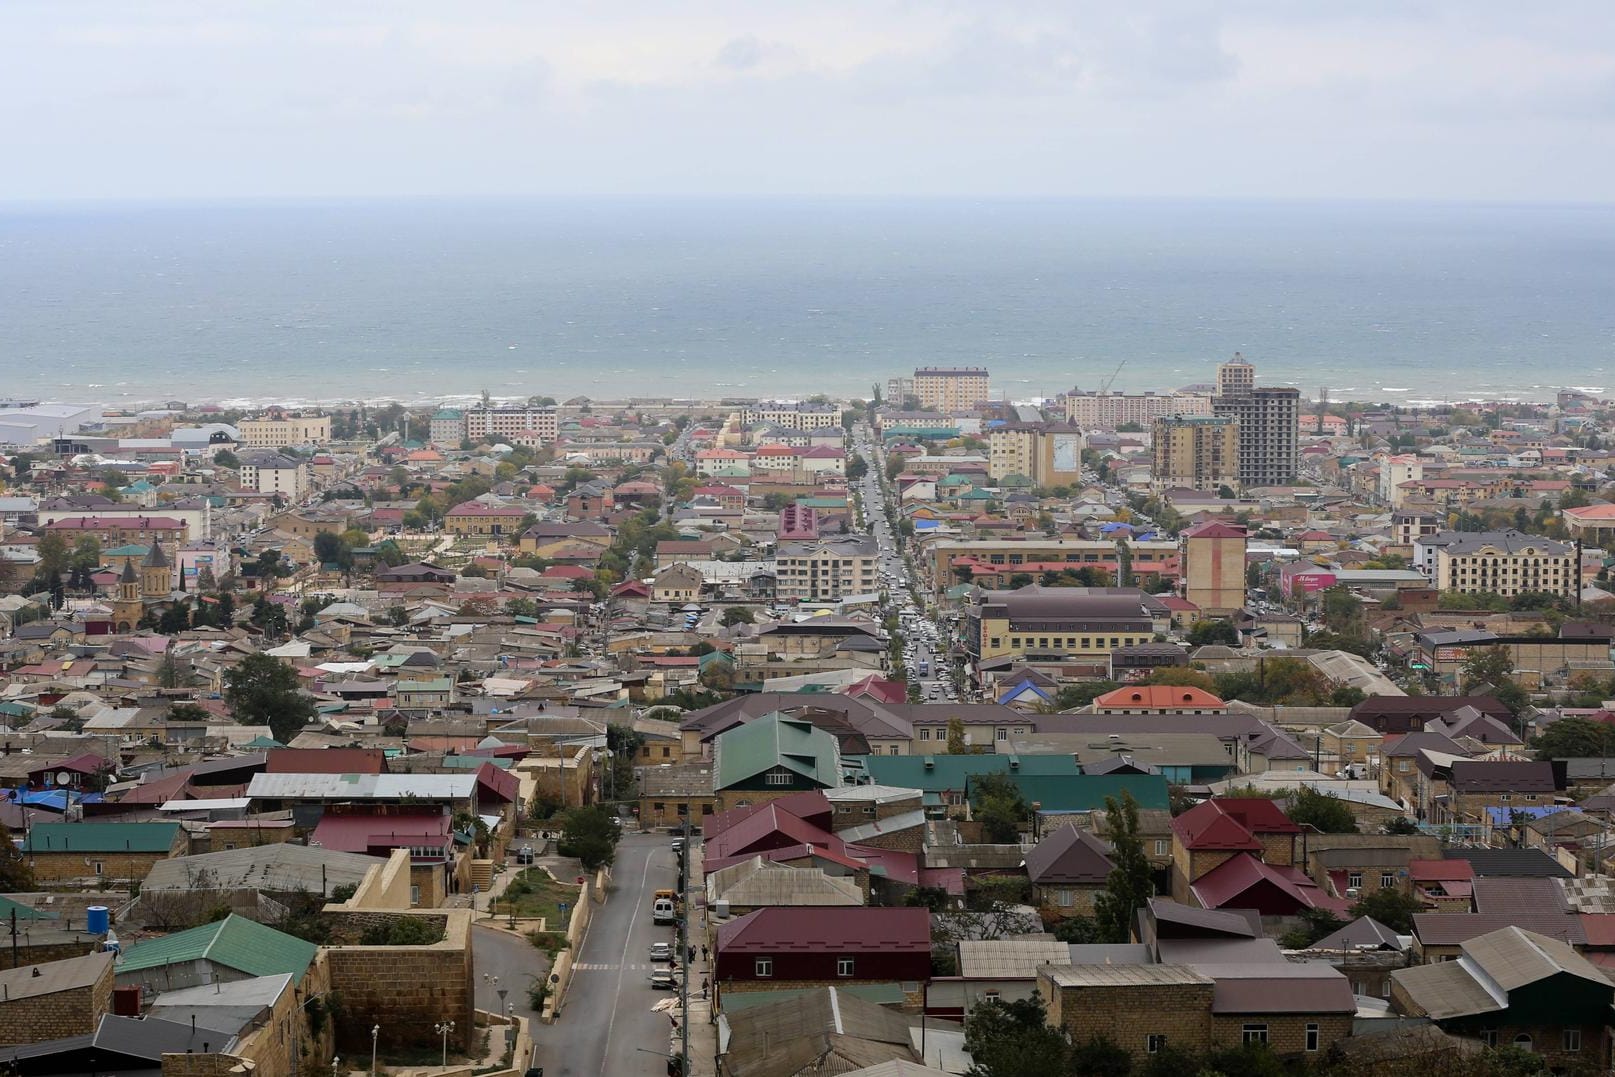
[2,356,1615,1076]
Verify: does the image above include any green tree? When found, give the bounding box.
[1093,791,1152,944]
[1532,716,1615,758]
[1049,915,1101,944]
[1461,644,1527,714]
[0,822,34,890]
[70,536,102,571]
[719,606,755,627]
[1053,681,1120,710]
[971,773,1027,844]
[35,532,68,578]
[846,453,869,481]
[1349,887,1424,933]
[1286,787,1358,834]
[224,653,318,743]
[946,716,968,754]
[557,804,621,870]
[963,994,1070,1077]
[1186,619,1238,646]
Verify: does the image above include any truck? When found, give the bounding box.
[917,658,930,677]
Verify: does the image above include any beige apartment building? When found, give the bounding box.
[913,367,990,411]
[238,413,332,448]
[238,452,308,499]
[1182,520,1247,615]
[775,534,879,602]
[464,405,558,444]
[1063,390,1213,429]
[1152,415,1239,491]
[987,424,1085,485]
[739,402,845,431]
[1413,529,1576,598]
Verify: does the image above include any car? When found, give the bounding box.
[649,942,676,961]
[515,845,535,865]
[648,970,682,990]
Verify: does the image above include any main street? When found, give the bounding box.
[529,833,680,1077]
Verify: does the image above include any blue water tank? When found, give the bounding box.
[86,905,109,935]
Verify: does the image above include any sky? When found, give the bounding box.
[3,1,1614,203]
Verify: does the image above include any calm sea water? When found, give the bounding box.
[2,198,1612,408]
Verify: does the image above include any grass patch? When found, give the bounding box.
[495,868,581,924]
[526,929,569,956]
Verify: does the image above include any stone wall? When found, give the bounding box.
[29,850,170,886]
[337,849,413,911]
[1043,978,1215,1053]
[0,935,107,970]
[0,954,113,1047]
[323,909,474,1053]
[1209,1013,1352,1055]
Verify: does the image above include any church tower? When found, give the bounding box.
[113,559,142,633]
[142,541,171,597]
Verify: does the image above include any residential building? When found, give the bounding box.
[927,538,1180,597]
[712,713,841,813]
[885,376,915,407]
[22,821,186,885]
[1391,510,1442,548]
[238,452,307,499]
[1413,529,1575,598]
[237,412,332,448]
[968,586,1155,672]
[1062,390,1213,429]
[464,405,558,444]
[714,907,931,1002]
[913,367,990,411]
[1091,685,1228,716]
[1392,926,1612,1069]
[739,401,845,432]
[775,534,878,603]
[443,500,528,537]
[1378,454,1423,507]
[1211,356,1299,487]
[428,408,465,446]
[0,953,114,1048]
[1182,520,1247,616]
[1026,823,1114,917]
[114,914,317,993]
[986,424,1085,485]
[1151,415,1239,491]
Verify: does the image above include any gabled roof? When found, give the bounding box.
[716,907,930,954]
[116,914,317,979]
[712,713,842,792]
[22,821,180,854]
[1024,824,1113,885]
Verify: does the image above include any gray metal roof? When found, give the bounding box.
[245,772,476,799]
[142,843,386,894]
[0,951,111,1000]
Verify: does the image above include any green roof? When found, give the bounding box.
[0,894,55,921]
[117,914,317,979]
[244,735,285,748]
[22,822,181,854]
[970,773,1171,813]
[104,544,150,557]
[861,753,1082,794]
[714,713,841,791]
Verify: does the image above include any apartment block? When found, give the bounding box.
[1413,529,1575,598]
[1063,390,1213,430]
[238,452,308,499]
[913,367,989,411]
[238,413,332,448]
[428,409,465,446]
[987,424,1085,485]
[464,405,558,445]
[739,401,845,432]
[1151,415,1239,491]
[774,534,879,602]
[1209,355,1299,488]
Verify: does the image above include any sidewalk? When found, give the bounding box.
[669,842,718,1077]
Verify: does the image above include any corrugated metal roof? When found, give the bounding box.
[245,772,476,800]
[116,914,316,979]
[21,821,180,854]
[0,952,111,1000]
[1390,961,1505,1020]
[1203,962,1356,1014]
[958,938,1071,978]
[717,907,929,953]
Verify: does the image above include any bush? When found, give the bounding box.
[359,917,444,946]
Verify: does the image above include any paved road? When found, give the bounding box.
[472,923,548,1047]
[531,833,679,1077]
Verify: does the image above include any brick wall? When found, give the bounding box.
[324,909,474,1053]
[29,850,170,885]
[1033,883,1103,917]
[848,826,924,854]
[0,936,108,970]
[0,957,113,1047]
[1256,833,1295,867]
[1043,978,1215,1054]
[1209,1013,1352,1055]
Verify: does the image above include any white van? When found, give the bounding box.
[652,898,676,925]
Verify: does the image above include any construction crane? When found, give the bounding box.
[1099,359,1128,394]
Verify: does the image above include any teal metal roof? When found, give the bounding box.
[862,753,1081,794]
[714,712,840,791]
[0,894,55,921]
[22,822,181,854]
[116,914,317,979]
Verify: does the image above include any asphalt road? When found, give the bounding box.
[530,833,679,1077]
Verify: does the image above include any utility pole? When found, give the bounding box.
[679,830,691,1076]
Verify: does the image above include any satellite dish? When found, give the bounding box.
[55,772,72,787]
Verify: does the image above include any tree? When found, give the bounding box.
[1532,716,1615,758]
[1349,887,1424,933]
[1093,791,1152,944]
[0,823,35,890]
[963,994,1070,1077]
[1049,915,1101,943]
[946,716,968,754]
[70,536,101,572]
[1279,906,1346,950]
[1143,666,1218,691]
[557,804,621,870]
[35,532,68,578]
[1286,787,1358,834]
[224,653,318,743]
[719,606,755,627]
[846,453,869,481]
[1461,644,1528,714]
[312,530,352,569]
[1187,619,1238,646]
[1053,681,1120,710]
[971,773,1027,844]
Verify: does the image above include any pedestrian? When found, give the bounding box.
[701,978,709,1000]
[688,945,696,963]
[701,944,708,962]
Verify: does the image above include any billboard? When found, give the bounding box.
[1292,571,1336,594]
[1052,433,1081,474]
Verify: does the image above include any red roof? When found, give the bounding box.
[311,812,451,853]
[1184,521,1246,539]
[1094,685,1226,710]
[1172,797,1300,851]
[1189,852,1347,914]
[447,501,527,517]
[716,907,930,954]
[474,761,519,804]
[265,748,388,775]
[1408,859,1475,882]
[705,800,840,861]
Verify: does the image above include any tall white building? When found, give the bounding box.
[464,406,558,444]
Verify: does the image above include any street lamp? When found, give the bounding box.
[434,1021,455,1067]
[332,1056,340,1076]
[370,1024,380,1077]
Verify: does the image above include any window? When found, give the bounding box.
[755,958,773,978]
[1348,872,1363,889]
[1154,840,1169,856]
[837,957,855,977]
[1305,1024,1319,1052]
[1381,872,1395,889]
[409,885,420,906]
[1242,1025,1268,1045]
[996,728,1007,741]
[661,747,671,758]
[1146,1035,1167,1054]
[1500,794,1511,802]
[1512,1034,1532,1051]
[982,990,999,1004]
[1481,1030,1498,1048]
[766,770,793,786]
[654,802,666,812]
[223,843,236,851]
[1056,889,1074,907]
[920,728,932,741]
[1563,1029,1581,1053]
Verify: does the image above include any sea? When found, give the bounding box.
[2,197,1613,410]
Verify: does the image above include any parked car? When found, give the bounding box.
[515,846,535,865]
[648,970,682,990]
[649,942,675,962]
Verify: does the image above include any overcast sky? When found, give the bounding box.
[4,1,1613,203]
